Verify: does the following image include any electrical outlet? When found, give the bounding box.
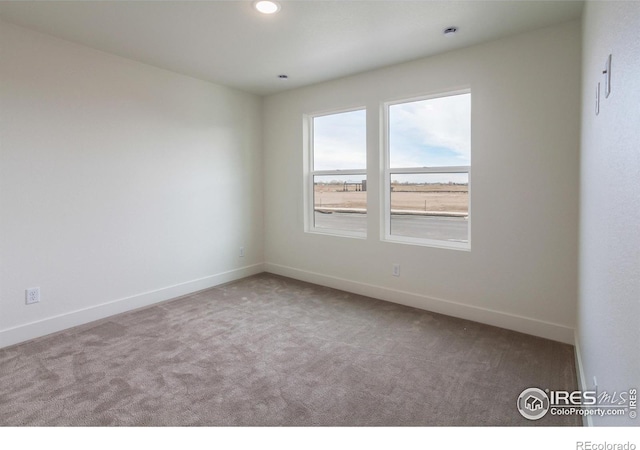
[25,287,40,305]
[392,263,400,277]
[239,247,245,257]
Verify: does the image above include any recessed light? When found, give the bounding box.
[443,26,458,36]
[254,1,281,14]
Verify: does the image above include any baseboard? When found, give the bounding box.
[265,262,575,345]
[0,263,265,349]
[2,261,575,349]
[573,330,593,427]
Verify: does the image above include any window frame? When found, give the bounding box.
[304,106,368,239]
[382,89,471,251]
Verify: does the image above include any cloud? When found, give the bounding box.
[389,93,470,168]
[311,93,470,173]
[313,109,366,171]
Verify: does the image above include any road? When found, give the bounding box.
[314,212,468,242]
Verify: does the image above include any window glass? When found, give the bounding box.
[386,91,471,248]
[389,93,470,168]
[390,173,468,242]
[313,175,367,233]
[313,109,367,171]
[308,109,367,237]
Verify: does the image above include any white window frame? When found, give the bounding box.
[304,107,367,239]
[382,89,471,251]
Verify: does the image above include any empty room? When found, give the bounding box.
[0,0,638,438]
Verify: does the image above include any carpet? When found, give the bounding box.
[0,273,580,426]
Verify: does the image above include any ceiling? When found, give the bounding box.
[0,0,583,96]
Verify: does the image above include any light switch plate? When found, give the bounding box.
[604,54,612,98]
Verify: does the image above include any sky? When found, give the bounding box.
[389,92,471,169]
[313,109,367,171]
[313,92,470,183]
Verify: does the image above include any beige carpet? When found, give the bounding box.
[0,273,580,426]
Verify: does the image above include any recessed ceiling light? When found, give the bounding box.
[254,1,281,14]
[443,26,458,36]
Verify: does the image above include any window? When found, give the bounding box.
[384,91,471,249]
[306,108,367,237]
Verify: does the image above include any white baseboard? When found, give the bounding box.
[265,262,575,345]
[0,263,264,349]
[2,261,576,349]
[573,331,592,427]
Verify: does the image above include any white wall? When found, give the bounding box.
[0,22,264,347]
[263,21,581,344]
[578,1,640,426]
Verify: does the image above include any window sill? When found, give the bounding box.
[383,234,471,251]
[306,228,367,240]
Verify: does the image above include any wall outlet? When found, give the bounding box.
[25,287,40,305]
[392,263,400,277]
[239,247,245,257]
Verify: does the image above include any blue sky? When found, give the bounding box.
[313,109,367,171]
[313,93,470,181]
[389,93,471,168]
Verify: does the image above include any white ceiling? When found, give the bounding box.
[0,0,583,95]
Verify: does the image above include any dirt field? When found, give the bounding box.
[314,183,469,213]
